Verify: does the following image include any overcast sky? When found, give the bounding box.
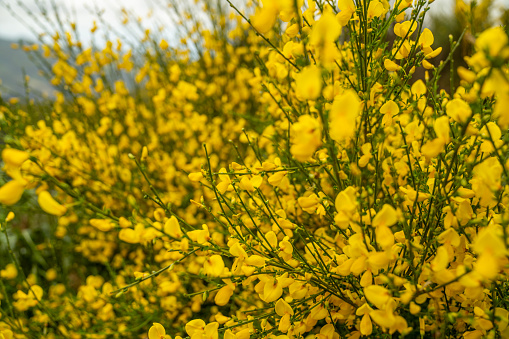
[0,0,507,43]
[0,0,170,42]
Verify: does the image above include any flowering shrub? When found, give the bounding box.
[1,0,509,338]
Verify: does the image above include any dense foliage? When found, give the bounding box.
[1,0,509,338]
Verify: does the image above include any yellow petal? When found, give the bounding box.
[431,246,449,272]
[148,323,166,339]
[0,180,25,205]
[186,319,205,336]
[203,255,225,277]
[364,285,391,309]
[372,204,397,228]
[275,298,293,316]
[215,285,235,306]
[164,216,183,238]
[2,148,29,167]
[360,314,373,335]
[38,191,67,216]
[118,228,140,244]
[188,172,204,182]
[90,218,114,232]
[330,90,361,142]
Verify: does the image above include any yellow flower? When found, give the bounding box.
[90,218,114,232]
[290,115,322,162]
[203,255,225,277]
[251,3,279,34]
[294,65,322,100]
[310,10,341,46]
[185,319,206,337]
[0,263,18,280]
[2,148,29,168]
[329,89,362,142]
[0,180,26,206]
[148,323,171,339]
[188,172,204,182]
[475,26,508,58]
[38,191,67,216]
[364,285,391,309]
[164,216,183,238]
[430,246,449,272]
[384,59,401,71]
[446,98,471,123]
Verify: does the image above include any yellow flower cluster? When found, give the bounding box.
[0,0,509,338]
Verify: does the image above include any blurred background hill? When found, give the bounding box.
[0,38,52,99]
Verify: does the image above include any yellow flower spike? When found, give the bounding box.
[203,255,225,277]
[364,285,391,309]
[215,284,235,306]
[329,89,361,142]
[164,216,183,238]
[0,180,26,206]
[38,191,67,216]
[185,319,206,337]
[148,323,170,339]
[294,65,322,101]
[90,218,114,232]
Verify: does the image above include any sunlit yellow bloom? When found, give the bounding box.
[0,180,26,206]
[38,190,67,216]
